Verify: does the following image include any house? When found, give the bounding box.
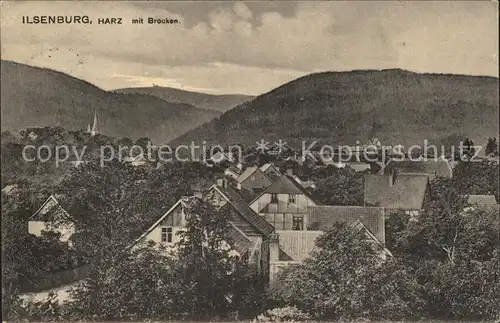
[364,173,431,218]
[463,194,499,213]
[2,184,18,196]
[347,162,372,173]
[28,131,38,141]
[269,205,391,278]
[259,163,282,181]
[132,179,275,275]
[367,137,382,148]
[382,158,453,179]
[292,176,317,190]
[224,164,243,179]
[68,160,88,168]
[236,166,274,192]
[249,174,318,231]
[207,151,234,165]
[27,195,75,243]
[123,154,148,167]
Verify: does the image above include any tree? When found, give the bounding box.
[1,193,78,319]
[271,223,424,321]
[387,176,500,320]
[485,137,498,156]
[312,168,364,206]
[172,197,250,319]
[461,138,476,160]
[65,196,263,321]
[66,244,179,321]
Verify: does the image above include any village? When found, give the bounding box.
[6,113,496,300]
[1,1,499,319]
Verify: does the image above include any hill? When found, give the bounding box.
[171,69,499,150]
[115,86,253,112]
[0,60,220,144]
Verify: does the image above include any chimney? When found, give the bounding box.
[236,182,242,190]
[236,162,243,170]
[216,178,228,188]
[286,168,293,176]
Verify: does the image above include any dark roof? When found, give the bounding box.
[212,185,275,236]
[226,165,242,175]
[307,205,385,243]
[385,159,453,178]
[227,222,253,256]
[238,187,260,203]
[257,175,318,202]
[364,174,429,210]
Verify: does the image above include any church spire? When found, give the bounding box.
[92,111,98,135]
[89,111,99,136]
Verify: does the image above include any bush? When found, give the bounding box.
[255,306,311,322]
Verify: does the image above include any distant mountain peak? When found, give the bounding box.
[1,60,220,144]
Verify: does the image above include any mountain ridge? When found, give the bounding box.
[115,86,253,112]
[171,68,499,149]
[0,60,220,143]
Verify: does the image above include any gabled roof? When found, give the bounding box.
[265,175,305,194]
[350,220,393,257]
[27,195,74,222]
[261,164,282,181]
[211,185,274,236]
[385,158,453,178]
[307,205,385,243]
[130,197,256,255]
[250,175,318,204]
[210,151,233,162]
[364,174,429,210]
[236,166,259,183]
[131,199,183,246]
[227,222,253,256]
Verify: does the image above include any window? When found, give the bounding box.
[161,227,173,243]
[292,216,304,230]
[271,193,278,203]
[288,194,296,204]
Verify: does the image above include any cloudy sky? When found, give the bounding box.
[1,1,498,95]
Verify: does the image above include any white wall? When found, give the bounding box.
[28,221,75,242]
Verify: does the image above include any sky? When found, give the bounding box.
[1,1,498,95]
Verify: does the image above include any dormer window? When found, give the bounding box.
[161,227,173,243]
[271,193,278,203]
[289,194,296,204]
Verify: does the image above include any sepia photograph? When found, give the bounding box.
[1,1,499,322]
